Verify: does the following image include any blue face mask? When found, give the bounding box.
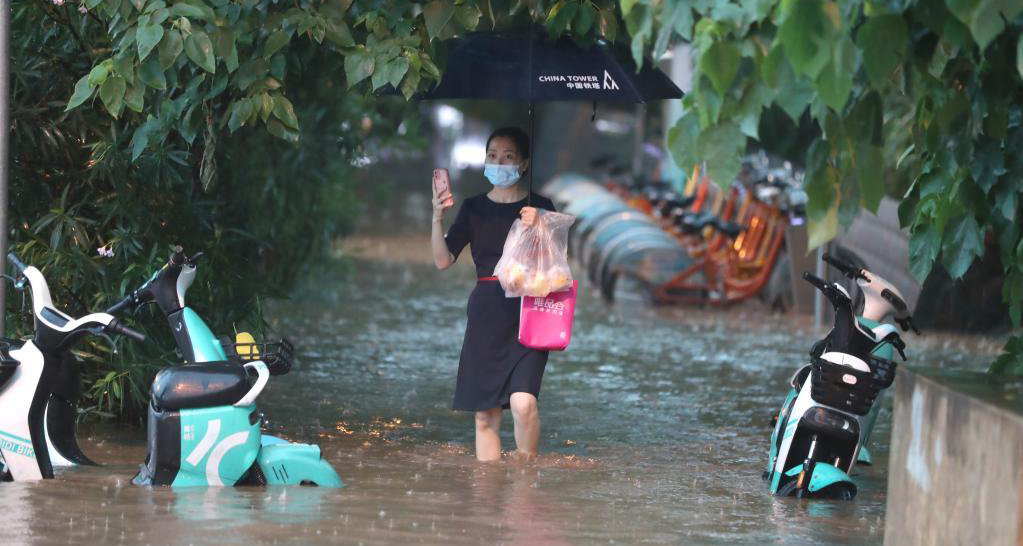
[484,163,522,187]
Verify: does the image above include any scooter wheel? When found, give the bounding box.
[237,462,268,486]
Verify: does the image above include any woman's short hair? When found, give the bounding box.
[486,126,530,161]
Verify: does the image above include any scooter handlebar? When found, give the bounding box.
[822,253,867,281]
[7,252,27,275]
[802,271,828,291]
[106,295,135,315]
[105,319,145,342]
[171,245,186,266]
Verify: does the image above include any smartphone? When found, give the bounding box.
[433,168,454,208]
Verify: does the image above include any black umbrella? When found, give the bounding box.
[419,30,684,102]
[413,28,684,199]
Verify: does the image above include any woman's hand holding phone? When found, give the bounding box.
[432,168,454,221]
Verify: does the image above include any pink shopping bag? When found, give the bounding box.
[518,281,578,351]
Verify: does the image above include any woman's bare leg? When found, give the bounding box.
[475,408,503,461]
[509,392,540,458]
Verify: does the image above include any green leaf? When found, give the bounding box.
[995,177,1019,221]
[1018,34,1023,79]
[88,60,113,87]
[942,214,984,279]
[179,104,202,144]
[855,143,884,213]
[158,28,183,69]
[804,139,836,221]
[136,24,164,62]
[455,5,481,29]
[150,6,169,25]
[344,50,375,88]
[808,201,839,250]
[325,20,355,47]
[968,0,1023,51]
[845,91,884,146]
[598,8,618,42]
[113,55,135,85]
[400,67,421,99]
[735,83,773,139]
[621,0,640,17]
[627,5,652,69]
[184,30,216,73]
[272,94,299,130]
[856,14,907,87]
[228,98,253,132]
[778,0,840,79]
[226,42,239,73]
[124,83,145,112]
[99,76,127,119]
[815,35,854,111]
[423,0,456,40]
[266,119,299,143]
[698,122,746,189]
[258,93,273,121]
[574,5,596,36]
[138,57,167,89]
[700,41,740,95]
[263,30,290,59]
[667,111,701,173]
[235,58,268,91]
[65,75,94,111]
[212,28,235,60]
[168,0,214,20]
[816,61,852,111]
[776,77,815,122]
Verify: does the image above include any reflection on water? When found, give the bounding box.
[0,254,987,545]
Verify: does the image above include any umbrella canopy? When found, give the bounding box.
[418,29,683,103]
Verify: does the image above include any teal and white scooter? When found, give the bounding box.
[764,254,915,499]
[108,247,342,487]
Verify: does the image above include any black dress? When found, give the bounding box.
[445,192,557,411]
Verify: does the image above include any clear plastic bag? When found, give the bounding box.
[495,210,576,297]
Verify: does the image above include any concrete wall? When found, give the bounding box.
[885,368,1023,545]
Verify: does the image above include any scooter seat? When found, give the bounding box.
[151,363,254,411]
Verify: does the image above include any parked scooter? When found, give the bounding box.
[0,253,145,481]
[107,246,342,487]
[764,254,915,499]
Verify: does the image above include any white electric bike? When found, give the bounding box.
[0,253,144,481]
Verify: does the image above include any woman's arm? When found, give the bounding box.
[432,210,455,270]
[432,192,455,270]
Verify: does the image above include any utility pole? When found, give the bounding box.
[0,1,10,336]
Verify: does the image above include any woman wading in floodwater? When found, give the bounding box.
[430,126,557,462]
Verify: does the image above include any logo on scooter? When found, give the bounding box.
[0,431,35,458]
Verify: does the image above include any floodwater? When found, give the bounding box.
[0,244,995,545]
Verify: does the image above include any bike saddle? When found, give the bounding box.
[676,211,716,233]
[711,218,743,238]
[151,363,255,411]
[676,213,742,238]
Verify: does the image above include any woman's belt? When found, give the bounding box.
[477,276,498,281]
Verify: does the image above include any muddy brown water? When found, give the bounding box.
[0,252,995,545]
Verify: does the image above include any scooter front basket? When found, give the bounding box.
[868,356,897,388]
[809,355,886,416]
[224,337,294,376]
